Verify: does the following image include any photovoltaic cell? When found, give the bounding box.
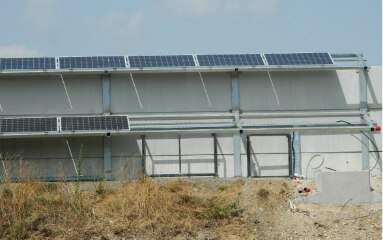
[0,58,56,70]
[196,54,265,66]
[61,116,129,131]
[0,117,57,133]
[128,55,195,68]
[59,56,126,69]
[264,53,334,65]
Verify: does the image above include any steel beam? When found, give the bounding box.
[141,135,146,176]
[358,54,369,170]
[102,74,112,180]
[231,70,242,177]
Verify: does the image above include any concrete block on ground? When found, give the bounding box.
[298,171,381,204]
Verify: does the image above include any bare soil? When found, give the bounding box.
[0,176,381,240]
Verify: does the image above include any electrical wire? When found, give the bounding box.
[336,120,381,172]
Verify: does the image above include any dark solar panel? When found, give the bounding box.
[196,54,265,66]
[128,55,195,68]
[59,56,126,69]
[264,53,334,65]
[61,116,129,131]
[0,117,57,133]
[0,58,56,70]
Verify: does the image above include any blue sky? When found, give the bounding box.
[0,0,381,65]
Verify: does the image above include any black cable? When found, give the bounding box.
[336,120,381,172]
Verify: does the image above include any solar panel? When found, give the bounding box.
[0,117,57,133]
[0,58,56,70]
[128,55,195,68]
[196,54,265,66]
[59,56,126,69]
[264,53,334,65]
[61,116,129,131]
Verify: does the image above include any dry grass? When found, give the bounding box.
[0,177,244,239]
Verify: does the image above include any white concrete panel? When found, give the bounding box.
[218,155,235,178]
[180,155,215,174]
[248,154,289,177]
[249,135,289,153]
[112,155,141,180]
[240,71,358,111]
[180,134,214,155]
[110,72,231,113]
[144,135,179,155]
[0,75,102,115]
[301,153,362,179]
[148,156,180,175]
[111,136,142,156]
[301,134,363,152]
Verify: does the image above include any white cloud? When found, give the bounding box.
[161,0,279,18]
[22,0,61,32]
[0,45,41,57]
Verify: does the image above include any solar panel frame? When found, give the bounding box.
[264,52,334,65]
[0,117,58,133]
[60,116,130,132]
[196,54,265,67]
[0,57,56,70]
[58,56,126,69]
[128,55,196,68]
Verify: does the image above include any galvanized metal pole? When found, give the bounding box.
[358,55,369,170]
[213,134,218,176]
[231,70,242,177]
[178,135,182,174]
[141,135,146,176]
[102,73,112,180]
[246,135,251,177]
[292,132,301,177]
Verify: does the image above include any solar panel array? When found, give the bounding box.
[128,55,195,68]
[61,116,129,131]
[0,53,335,71]
[197,54,265,66]
[264,53,333,65]
[0,58,56,70]
[0,117,57,133]
[59,56,126,69]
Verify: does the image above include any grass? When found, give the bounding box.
[0,176,245,239]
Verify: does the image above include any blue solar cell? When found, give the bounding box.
[128,55,195,68]
[0,117,57,133]
[264,53,334,65]
[61,116,129,131]
[196,54,264,66]
[0,58,56,70]
[59,56,126,69]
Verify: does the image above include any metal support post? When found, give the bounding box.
[246,135,251,177]
[292,132,301,177]
[213,134,218,176]
[102,73,112,180]
[141,135,146,176]
[231,70,242,177]
[103,137,112,180]
[358,54,369,170]
[178,135,182,174]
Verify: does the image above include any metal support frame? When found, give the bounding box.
[178,135,182,174]
[213,133,218,176]
[141,135,146,176]
[231,70,242,177]
[149,134,218,178]
[358,54,370,170]
[246,134,293,178]
[292,132,301,176]
[102,73,112,180]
